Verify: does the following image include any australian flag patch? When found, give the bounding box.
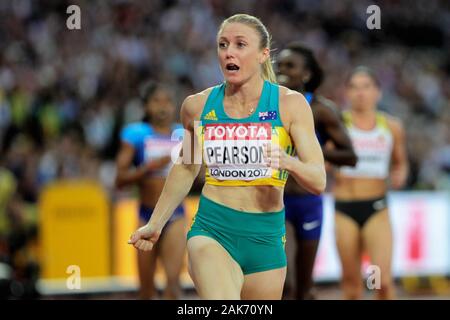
[259,110,277,121]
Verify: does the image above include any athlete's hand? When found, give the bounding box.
[263,143,292,170]
[390,168,407,189]
[128,224,162,251]
[145,155,173,171]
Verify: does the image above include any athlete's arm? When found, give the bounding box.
[128,93,205,251]
[387,116,409,189]
[316,98,357,166]
[267,92,326,195]
[145,95,203,229]
[115,142,171,189]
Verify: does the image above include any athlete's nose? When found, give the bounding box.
[224,46,236,60]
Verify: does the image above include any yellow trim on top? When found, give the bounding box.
[376,113,389,130]
[342,111,390,132]
[205,177,286,187]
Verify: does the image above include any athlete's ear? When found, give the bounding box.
[259,47,270,64]
[303,70,312,84]
[377,88,383,102]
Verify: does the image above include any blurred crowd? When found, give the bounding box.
[0,0,449,297]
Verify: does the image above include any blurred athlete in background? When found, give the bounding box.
[277,42,357,299]
[115,82,186,299]
[334,66,408,299]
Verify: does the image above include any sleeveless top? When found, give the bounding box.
[339,111,393,179]
[121,122,183,178]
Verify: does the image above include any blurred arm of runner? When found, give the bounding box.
[115,142,171,189]
[128,93,203,251]
[317,99,357,167]
[264,91,326,195]
[387,115,409,189]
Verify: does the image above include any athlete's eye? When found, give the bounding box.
[278,62,294,69]
[237,42,246,48]
[219,42,228,49]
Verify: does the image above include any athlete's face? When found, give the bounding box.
[217,23,269,84]
[145,88,176,124]
[346,73,381,111]
[276,49,310,91]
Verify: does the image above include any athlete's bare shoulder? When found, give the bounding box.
[278,85,312,117]
[278,85,309,109]
[314,95,343,123]
[315,96,339,113]
[183,87,214,115]
[278,84,299,97]
[278,85,313,131]
[381,111,404,135]
[181,87,215,128]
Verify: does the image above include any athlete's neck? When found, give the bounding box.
[225,76,265,109]
[351,107,377,118]
[351,107,377,129]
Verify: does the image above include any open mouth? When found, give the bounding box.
[226,63,240,72]
[277,74,289,84]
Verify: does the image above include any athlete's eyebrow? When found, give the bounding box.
[218,35,248,41]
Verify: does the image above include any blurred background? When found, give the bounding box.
[0,0,449,299]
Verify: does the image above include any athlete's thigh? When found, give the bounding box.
[362,209,393,276]
[159,218,187,278]
[241,267,287,300]
[335,212,362,278]
[187,235,243,299]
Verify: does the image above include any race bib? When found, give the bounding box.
[203,123,273,181]
[144,138,180,176]
[340,133,393,178]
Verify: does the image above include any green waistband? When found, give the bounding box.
[196,194,285,236]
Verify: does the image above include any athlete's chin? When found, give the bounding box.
[222,68,243,81]
[352,102,371,111]
[223,75,245,85]
[225,72,256,85]
[154,115,172,124]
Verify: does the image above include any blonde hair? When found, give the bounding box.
[218,14,277,83]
